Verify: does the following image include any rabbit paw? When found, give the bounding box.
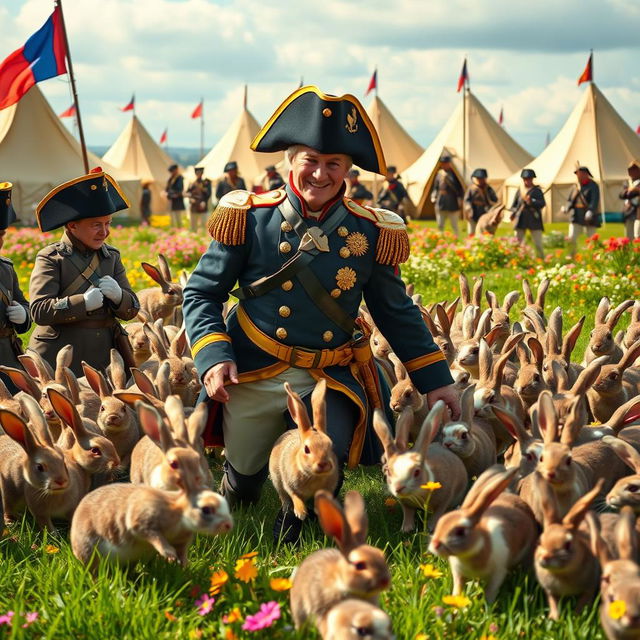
[292,496,307,520]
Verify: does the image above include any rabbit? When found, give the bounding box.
[453,306,492,380]
[583,297,634,366]
[290,489,391,629]
[514,337,548,412]
[429,465,538,603]
[0,374,25,416]
[475,205,504,235]
[372,403,468,532]
[450,273,483,341]
[269,380,339,520]
[419,304,456,366]
[603,436,640,513]
[70,482,232,572]
[116,365,171,415]
[137,254,184,324]
[485,289,520,352]
[317,600,393,640]
[125,311,153,367]
[587,340,640,424]
[533,470,603,620]
[440,384,497,480]
[387,353,429,437]
[522,277,550,329]
[0,395,85,532]
[359,307,392,362]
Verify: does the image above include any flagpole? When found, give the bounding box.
[56,0,88,173]
[462,68,467,184]
[200,97,204,159]
[375,66,378,97]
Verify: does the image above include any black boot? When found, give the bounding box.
[273,509,304,545]
[220,463,267,509]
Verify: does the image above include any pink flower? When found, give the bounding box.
[0,611,14,625]
[242,601,281,631]
[195,594,215,616]
[22,612,38,628]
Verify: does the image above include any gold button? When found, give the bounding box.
[279,306,291,318]
[281,280,293,291]
[323,331,333,343]
[340,247,351,259]
[330,288,341,298]
[322,108,332,117]
[90,185,97,191]
[279,241,292,254]
[281,221,292,232]
[338,226,348,237]
[276,327,287,340]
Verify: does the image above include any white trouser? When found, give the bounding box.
[170,209,184,228]
[435,210,460,236]
[567,223,597,255]
[515,228,544,258]
[467,219,477,236]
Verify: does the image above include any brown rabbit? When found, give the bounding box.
[387,353,429,437]
[290,490,391,629]
[522,277,550,328]
[269,380,338,520]
[451,273,483,343]
[453,306,492,380]
[430,466,538,603]
[533,472,603,620]
[0,374,24,416]
[420,304,456,365]
[583,297,634,366]
[603,436,640,514]
[372,403,467,532]
[514,337,548,412]
[70,483,232,571]
[317,600,393,640]
[137,255,184,324]
[125,311,153,367]
[359,307,392,362]
[485,289,520,352]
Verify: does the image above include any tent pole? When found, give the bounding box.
[462,85,467,183]
[592,86,606,226]
[56,0,89,174]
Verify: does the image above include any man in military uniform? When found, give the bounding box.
[0,182,30,394]
[620,161,640,239]
[166,164,185,229]
[430,154,464,237]
[510,168,545,258]
[563,165,600,257]
[29,170,139,376]
[215,161,247,203]
[376,165,409,222]
[346,169,373,204]
[187,167,212,233]
[265,165,285,191]
[183,86,458,543]
[463,168,498,236]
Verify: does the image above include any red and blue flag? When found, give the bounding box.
[0,6,67,110]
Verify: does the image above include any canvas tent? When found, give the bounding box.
[403,90,533,218]
[0,85,141,223]
[103,115,176,215]
[503,83,640,222]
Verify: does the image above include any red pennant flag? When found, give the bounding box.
[191,100,203,119]
[159,127,168,145]
[498,106,504,126]
[457,59,468,93]
[636,124,640,136]
[0,6,67,110]
[578,53,593,85]
[121,94,135,112]
[365,69,377,97]
[59,103,76,118]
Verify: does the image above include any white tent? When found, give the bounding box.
[503,83,640,222]
[103,115,177,215]
[403,90,533,218]
[0,85,141,223]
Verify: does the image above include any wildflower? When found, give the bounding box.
[164,611,177,622]
[432,606,444,618]
[479,636,497,640]
[442,594,471,608]
[242,601,281,631]
[225,630,239,640]
[223,607,243,624]
[269,577,293,591]
[195,594,215,616]
[44,544,60,554]
[420,564,443,579]
[22,612,38,628]
[210,570,229,595]
[239,551,259,560]
[416,635,428,640]
[488,622,499,633]
[235,557,258,583]
[0,611,14,626]
[421,481,442,491]
[384,497,397,508]
[609,600,626,620]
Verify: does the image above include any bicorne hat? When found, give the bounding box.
[0,182,18,230]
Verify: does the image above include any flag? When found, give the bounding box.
[159,128,168,145]
[0,6,67,110]
[121,94,135,112]
[191,100,203,119]
[578,52,593,85]
[636,124,640,136]
[498,106,504,126]
[59,103,76,118]
[457,59,468,93]
[365,69,377,97]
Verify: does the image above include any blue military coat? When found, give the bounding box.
[183,182,452,466]
[567,180,601,227]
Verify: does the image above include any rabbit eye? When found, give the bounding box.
[606,332,612,341]
[100,406,106,412]
[532,373,540,383]
[565,457,572,466]
[36,463,45,472]
[543,364,548,372]
[355,628,370,637]
[610,372,619,380]
[454,526,466,537]
[373,339,379,346]
[461,432,468,440]
[526,452,535,462]
[404,390,412,398]
[413,468,421,478]
[539,455,544,462]
[353,560,367,571]
[201,506,214,515]
[563,541,572,552]
[90,447,101,456]
[628,485,639,493]
[590,330,594,337]
[304,445,311,455]
[169,460,179,469]
[471,347,478,355]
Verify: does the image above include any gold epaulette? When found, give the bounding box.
[344,198,410,266]
[207,189,286,245]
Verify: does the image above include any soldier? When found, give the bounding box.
[140,180,152,226]
[0,182,30,394]
[183,86,458,544]
[165,163,185,229]
[29,170,139,377]
[346,169,373,204]
[376,165,409,222]
[563,165,600,257]
[463,168,498,236]
[265,164,285,191]
[430,154,464,237]
[215,161,247,202]
[620,161,640,239]
[187,167,212,233]
[510,168,545,258]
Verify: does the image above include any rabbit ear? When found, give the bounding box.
[477,339,493,383]
[585,512,610,568]
[534,471,561,527]
[155,361,172,400]
[607,300,634,330]
[571,355,608,396]
[483,325,502,348]
[82,361,110,399]
[157,254,173,282]
[414,401,444,456]
[169,328,188,358]
[606,396,640,434]
[485,290,498,310]
[114,390,151,408]
[445,297,459,327]
[459,273,471,305]
[0,366,40,399]
[164,395,189,443]
[131,368,158,397]
[562,478,604,529]
[108,349,127,390]
[55,345,74,384]
[136,309,151,323]
[461,305,477,340]
[460,384,475,425]
[137,401,175,451]
[536,278,550,307]
[0,408,38,453]
[602,436,640,473]
[527,337,545,369]
[47,387,82,431]
[434,304,451,336]
[618,339,640,372]
[143,324,169,360]
[315,490,353,553]
[25,349,55,383]
[537,390,558,444]
[186,402,208,447]
[311,379,327,433]
[595,297,611,324]
[522,279,534,305]
[560,396,583,446]
[547,307,562,342]
[343,490,368,546]
[501,290,519,313]
[141,262,167,287]
[62,367,81,406]
[561,316,585,362]
[523,308,546,341]
[394,406,414,452]
[17,353,41,381]
[616,506,638,561]
[372,409,398,458]
[474,308,492,341]
[388,353,407,382]
[516,342,529,368]
[284,382,312,434]
[472,276,483,307]
[492,405,531,446]
[420,308,440,338]
[550,359,569,392]
[464,467,518,523]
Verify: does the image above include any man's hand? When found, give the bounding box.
[203,360,238,402]
[6,302,27,325]
[98,276,123,304]
[426,384,460,421]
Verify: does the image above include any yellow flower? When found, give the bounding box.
[45,544,60,554]
[609,600,627,620]
[223,607,243,624]
[416,635,428,640]
[479,636,497,640]
[421,481,442,491]
[270,577,293,591]
[420,564,443,579]
[234,557,258,583]
[210,570,229,595]
[225,630,239,640]
[239,551,259,560]
[442,594,471,608]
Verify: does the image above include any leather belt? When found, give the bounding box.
[237,304,353,369]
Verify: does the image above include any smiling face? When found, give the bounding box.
[290,146,351,210]
[66,215,112,250]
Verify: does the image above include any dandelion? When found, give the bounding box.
[269,577,293,591]
[44,544,60,554]
[242,601,281,632]
[210,570,229,595]
[195,594,215,616]
[421,481,442,491]
[223,607,243,624]
[420,564,443,579]
[442,594,471,608]
[479,636,497,640]
[235,557,258,583]
[609,600,627,620]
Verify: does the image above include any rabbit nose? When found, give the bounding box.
[546,471,556,480]
[379,576,390,588]
[54,477,67,488]
[317,461,331,472]
[444,441,452,448]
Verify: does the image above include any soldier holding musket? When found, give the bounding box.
[187,166,212,233]
[510,168,545,258]
[463,168,498,236]
[563,165,600,257]
[620,161,640,240]
[430,153,463,237]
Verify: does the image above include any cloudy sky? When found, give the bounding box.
[1,0,639,157]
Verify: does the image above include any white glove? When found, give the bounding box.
[560,206,567,214]
[6,302,27,325]
[98,275,122,304]
[83,287,104,311]
[585,209,594,223]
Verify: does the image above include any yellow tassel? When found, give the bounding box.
[207,206,247,245]
[376,227,410,266]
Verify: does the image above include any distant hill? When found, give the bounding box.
[89,146,202,168]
